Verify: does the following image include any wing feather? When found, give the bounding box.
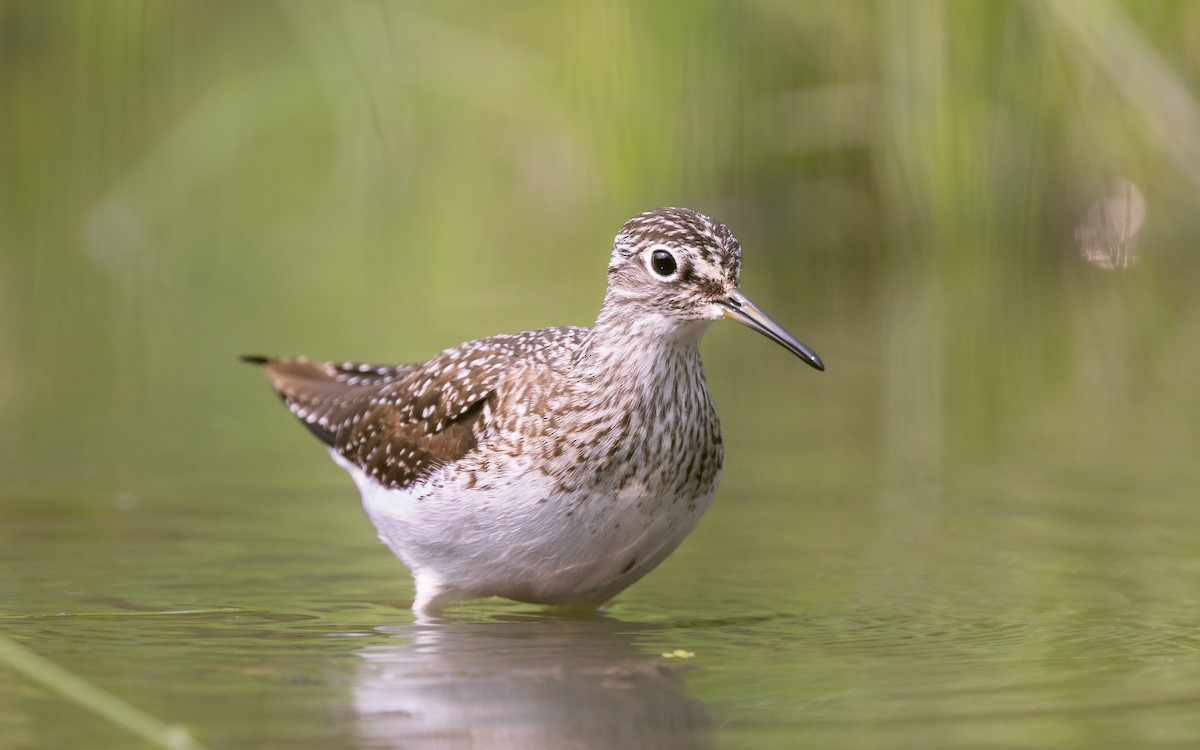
[245,327,587,489]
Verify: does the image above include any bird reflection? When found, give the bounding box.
[352,613,713,749]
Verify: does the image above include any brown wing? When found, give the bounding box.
[244,327,587,490]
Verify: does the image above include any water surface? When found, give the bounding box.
[4,449,1200,748]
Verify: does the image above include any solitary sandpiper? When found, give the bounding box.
[246,207,823,615]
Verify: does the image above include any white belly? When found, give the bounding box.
[331,450,717,612]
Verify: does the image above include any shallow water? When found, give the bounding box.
[5,447,1200,749]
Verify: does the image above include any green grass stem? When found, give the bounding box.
[0,633,213,750]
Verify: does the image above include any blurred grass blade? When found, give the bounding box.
[1042,0,1200,189]
[0,607,250,620]
[0,633,211,750]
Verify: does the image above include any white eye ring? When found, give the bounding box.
[645,245,679,278]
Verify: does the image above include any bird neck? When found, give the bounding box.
[570,298,711,396]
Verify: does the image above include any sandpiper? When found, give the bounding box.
[246,207,823,615]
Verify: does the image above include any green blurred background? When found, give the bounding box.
[1,1,1197,495]
[3,2,1200,747]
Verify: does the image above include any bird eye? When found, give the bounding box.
[649,249,677,277]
